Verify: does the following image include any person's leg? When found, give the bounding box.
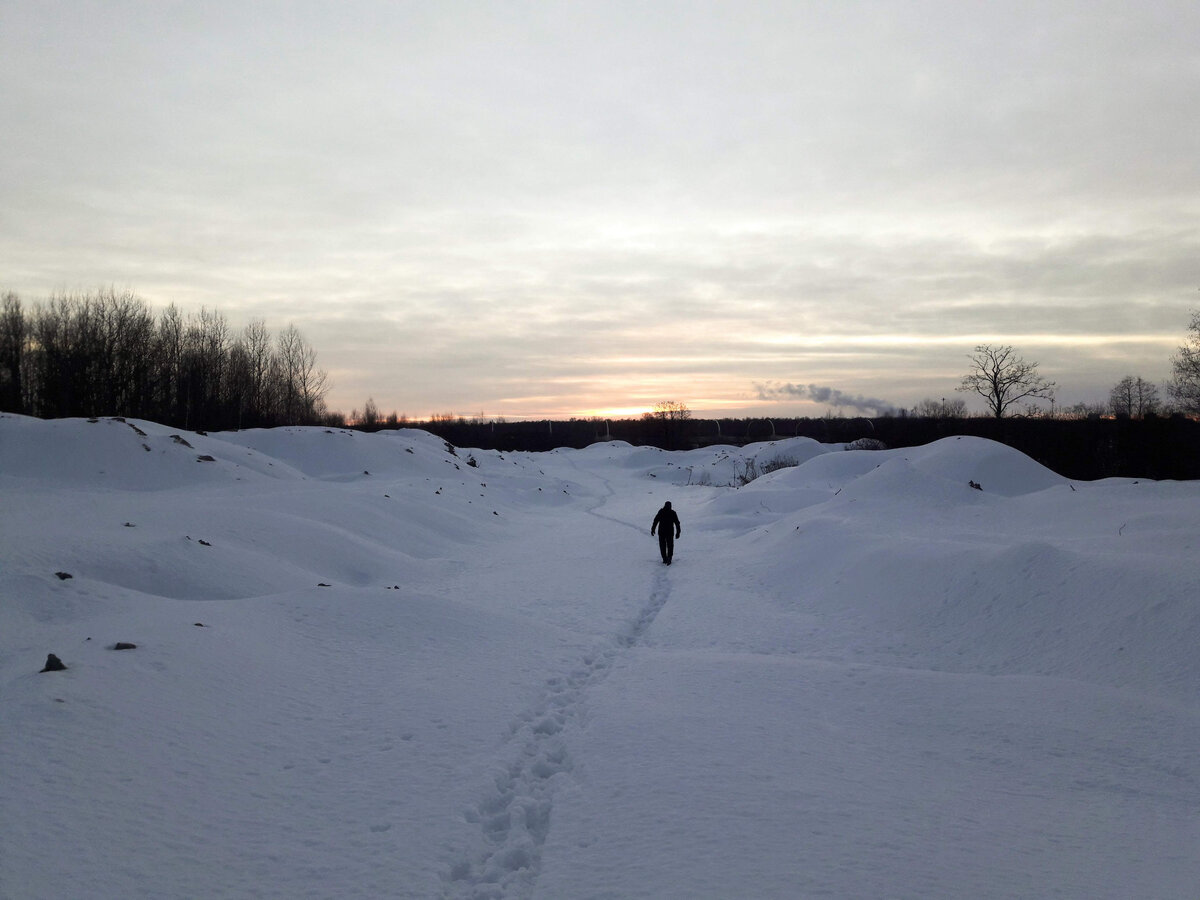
[658,531,670,563]
[664,532,674,563]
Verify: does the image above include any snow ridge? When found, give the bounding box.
[443,572,673,899]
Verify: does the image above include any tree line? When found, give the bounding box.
[402,411,1200,480]
[0,289,328,431]
[6,286,1199,477]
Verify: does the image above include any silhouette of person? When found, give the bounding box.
[651,501,681,564]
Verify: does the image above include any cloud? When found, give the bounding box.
[3,1,1199,419]
[755,382,897,416]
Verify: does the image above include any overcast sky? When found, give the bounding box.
[3,1,1198,419]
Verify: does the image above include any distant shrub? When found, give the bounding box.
[732,454,802,486]
[734,458,758,486]
[847,438,887,451]
[759,455,800,474]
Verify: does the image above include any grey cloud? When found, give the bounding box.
[4,1,1199,419]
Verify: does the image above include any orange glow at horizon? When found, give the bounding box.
[571,406,652,419]
[569,397,782,420]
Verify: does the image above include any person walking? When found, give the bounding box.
[651,501,681,564]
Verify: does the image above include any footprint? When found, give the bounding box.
[443,576,670,896]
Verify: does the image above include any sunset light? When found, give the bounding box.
[2,1,1197,419]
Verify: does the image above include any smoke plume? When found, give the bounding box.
[754,381,895,416]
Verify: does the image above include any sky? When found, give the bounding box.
[2,1,1199,420]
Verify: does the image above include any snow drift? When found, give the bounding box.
[2,414,1198,899]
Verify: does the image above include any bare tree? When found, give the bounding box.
[650,400,691,420]
[1063,401,1108,419]
[153,304,185,423]
[27,294,82,417]
[359,397,380,429]
[0,292,25,412]
[1168,311,1200,414]
[276,324,328,424]
[1109,375,1160,418]
[642,399,692,449]
[235,319,275,426]
[99,288,155,417]
[179,307,230,429]
[957,344,1055,418]
[911,397,967,418]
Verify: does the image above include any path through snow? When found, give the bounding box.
[442,481,677,898]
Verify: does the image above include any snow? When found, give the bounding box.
[2,415,1198,899]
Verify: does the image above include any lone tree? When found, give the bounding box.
[643,399,692,449]
[1109,375,1160,418]
[1168,311,1200,414]
[957,344,1055,418]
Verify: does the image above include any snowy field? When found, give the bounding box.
[2,413,1198,900]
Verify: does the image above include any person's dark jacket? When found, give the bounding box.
[651,504,681,538]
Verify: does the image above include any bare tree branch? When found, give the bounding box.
[957,344,1055,418]
[1169,310,1200,414]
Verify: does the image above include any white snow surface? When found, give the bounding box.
[2,415,1199,899]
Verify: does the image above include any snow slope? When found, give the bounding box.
[2,415,1198,899]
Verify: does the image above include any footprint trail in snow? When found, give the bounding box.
[442,571,673,899]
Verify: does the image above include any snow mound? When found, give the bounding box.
[0,414,300,490]
[901,434,1067,496]
[666,436,836,487]
[3,416,1198,900]
[698,435,1066,528]
[219,426,470,480]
